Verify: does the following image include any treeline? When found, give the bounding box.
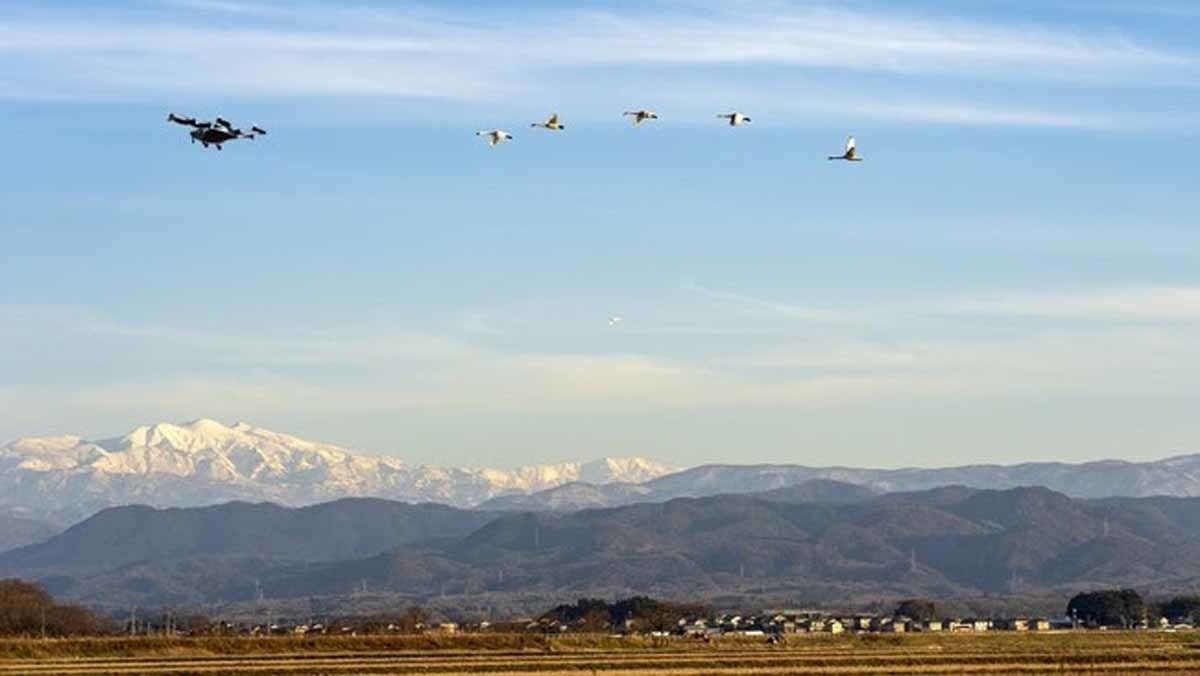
[541,597,711,632]
[1068,589,1200,627]
[0,579,105,636]
[1159,596,1200,624]
[894,599,938,622]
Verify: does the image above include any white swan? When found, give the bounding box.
[476,130,514,147]
[623,110,659,125]
[828,136,862,161]
[531,114,564,131]
[717,112,751,126]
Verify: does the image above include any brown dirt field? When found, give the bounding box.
[0,631,1197,674]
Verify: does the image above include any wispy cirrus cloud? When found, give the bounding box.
[451,282,1200,351]
[680,281,854,323]
[838,100,1118,129]
[0,1,1191,127]
[681,282,1200,327]
[943,285,1200,321]
[6,283,1200,461]
[161,0,281,15]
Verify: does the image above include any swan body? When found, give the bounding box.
[476,129,514,147]
[623,110,659,125]
[718,112,751,126]
[531,113,564,131]
[828,136,862,161]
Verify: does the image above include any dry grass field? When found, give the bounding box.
[1,631,1198,674]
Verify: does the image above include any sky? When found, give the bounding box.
[2,0,1200,469]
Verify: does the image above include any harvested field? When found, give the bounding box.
[1,632,1197,674]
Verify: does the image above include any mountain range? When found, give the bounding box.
[8,484,1200,616]
[0,498,493,573]
[480,455,1200,511]
[268,486,1200,606]
[5,418,1200,529]
[0,419,675,525]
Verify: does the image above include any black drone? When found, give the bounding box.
[167,113,267,150]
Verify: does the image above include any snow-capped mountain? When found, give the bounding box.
[0,419,677,526]
[10,418,1197,529]
[481,455,1200,512]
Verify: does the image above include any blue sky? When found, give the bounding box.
[2,0,1200,469]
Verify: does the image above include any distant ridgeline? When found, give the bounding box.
[5,483,1200,617]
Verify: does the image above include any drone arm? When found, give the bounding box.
[167,113,200,128]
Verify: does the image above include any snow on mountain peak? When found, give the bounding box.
[580,456,678,484]
[4,435,85,455]
[108,418,241,453]
[0,420,679,525]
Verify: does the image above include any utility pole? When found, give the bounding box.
[40,605,46,639]
[255,579,267,635]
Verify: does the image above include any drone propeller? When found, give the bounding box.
[250,126,267,136]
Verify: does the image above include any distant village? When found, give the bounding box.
[7,576,1197,640]
[203,609,1199,640]
[533,610,1064,637]
[181,591,1200,639]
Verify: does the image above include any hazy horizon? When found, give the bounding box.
[3,0,1200,469]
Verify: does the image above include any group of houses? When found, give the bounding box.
[255,620,466,636]
[529,609,1067,637]
[671,612,1196,636]
[156,609,1197,638]
[168,620,469,637]
[676,611,1061,637]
